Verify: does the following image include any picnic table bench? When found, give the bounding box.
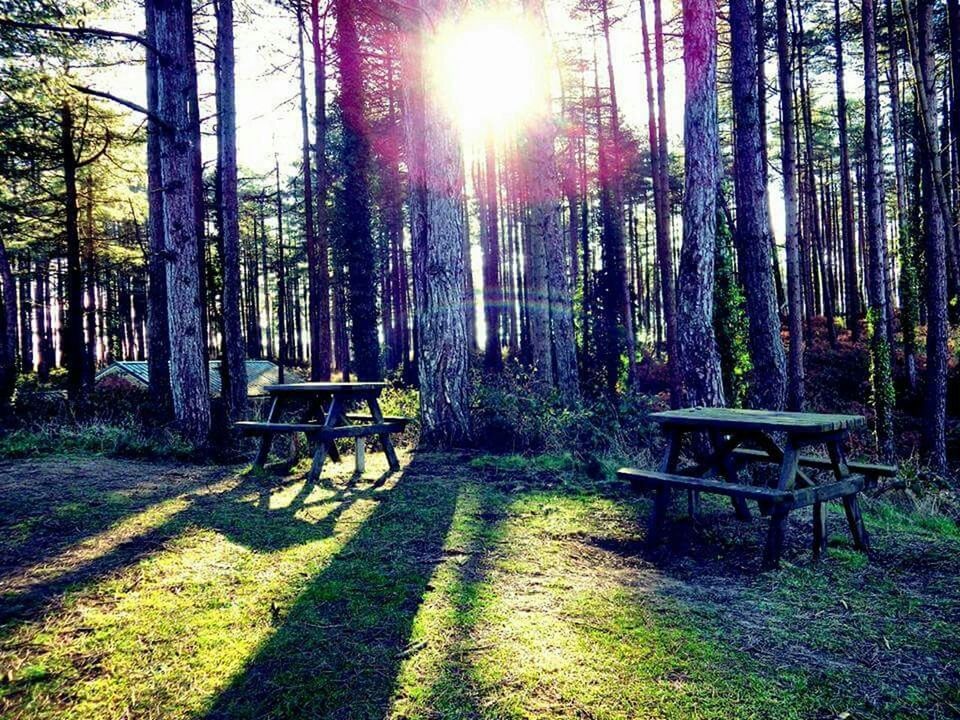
[235,382,411,481]
[617,407,897,568]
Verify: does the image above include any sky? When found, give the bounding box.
[85,0,687,177]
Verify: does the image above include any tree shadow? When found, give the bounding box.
[0,457,228,585]
[200,452,472,720]
[0,459,396,629]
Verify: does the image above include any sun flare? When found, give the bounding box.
[427,9,551,141]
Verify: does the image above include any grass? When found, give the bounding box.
[0,451,957,719]
[0,425,195,461]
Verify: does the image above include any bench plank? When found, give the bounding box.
[344,414,412,425]
[731,448,896,477]
[617,468,792,503]
[236,421,405,438]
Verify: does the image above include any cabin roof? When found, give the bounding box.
[95,360,299,397]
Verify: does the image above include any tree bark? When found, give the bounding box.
[641,0,679,406]
[834,0,861,339]
[677,0,725,408]
[0,234,18,409]
[777,0,805,410]
[401,0,471,445]
[145,0,173,420]
[336,0,380,381]
[910,0,949,474]
[862,0,896,461]
[481,135,503,371]
[152,0,211,445]
[730,0,788,410]
[215,0,247,423]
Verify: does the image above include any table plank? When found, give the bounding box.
[265,382,387,394]
[651,407,865,433]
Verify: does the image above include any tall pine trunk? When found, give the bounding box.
[834,0,861,339]
[730,0,788,410]
[152,0,211,445]
[777,0,805,410]
[677,0,725,408]
[216,0,247,423]
[336,0,380,381]
[145,0,173,420]
[862,0,896,461]
[401,0,471,445]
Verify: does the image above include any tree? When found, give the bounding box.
[145,0,173,420]
[640,0,678,405]
[215,0,247,423]
[480,134,503,372]
[776,0,804,411]
[150,0,211,445]
[729,0,787,410]
[677,0,724,408]
[861,0,895,461]
[522,0,579,403]
[336,0,380,381]
[401,0,471,445]
[904,0,949,474]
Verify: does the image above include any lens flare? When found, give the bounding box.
[427,8,550,140]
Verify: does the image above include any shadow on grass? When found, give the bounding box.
[0,458,224,586]
[0,460,394,629]
[201,452,476,720]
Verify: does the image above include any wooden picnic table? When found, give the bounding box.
[235,382,410,481]
[618,407,896,568]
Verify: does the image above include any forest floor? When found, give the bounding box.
[0,450,958,720]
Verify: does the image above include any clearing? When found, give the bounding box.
[0,452,957,719]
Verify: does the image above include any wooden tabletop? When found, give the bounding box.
[265,382,387,394]
[651,407,865,434]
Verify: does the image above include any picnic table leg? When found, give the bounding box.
[308,395,343,482]
[355,437,366,474]
[812,501,827,559]
[764,504,789,569]
[709,430,751,521]
[762,443,799,569]
[649,428,681,543]
[828,439,870,552]
[367,397,401,471]
[254,396,283,467]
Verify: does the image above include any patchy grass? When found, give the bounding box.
[0,425,195,461]
[0,452,957,719]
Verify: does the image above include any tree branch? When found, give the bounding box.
[69,84,170,130]
[0,17,157,53]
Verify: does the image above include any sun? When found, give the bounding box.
[427,8,550,141]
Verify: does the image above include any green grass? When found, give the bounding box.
[0,425,194,461]
[0,452,957,719]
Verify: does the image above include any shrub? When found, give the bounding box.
[470,363,660,458]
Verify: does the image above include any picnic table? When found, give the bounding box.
[617,407,897,568]
[235,382,411,481]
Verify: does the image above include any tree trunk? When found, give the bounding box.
[336,0,380,381]
[145,0,173,420]
[216,0,247,423]
[730,0,788,410]
[152,0,211,445]
[834,0,861,339]
[911,0,949,474]
[61,103,86,403]
[641,0,679,406]
[521,0,579,402]
[481,134,503,371]
[0,234,18,409]
[777,0,805,410]
[401,0,471,445]
[677,0,725,408]
[862,0,896,461]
